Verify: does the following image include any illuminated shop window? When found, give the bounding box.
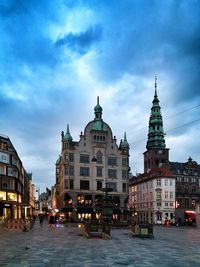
[7,192,17,201]
[0,191,6,200]
[18,194,22,203]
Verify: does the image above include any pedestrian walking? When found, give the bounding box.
[39,214,43,226]
[49,214,55,229]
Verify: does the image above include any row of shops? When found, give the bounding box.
[58,205,130,222]
[0,201,34,223]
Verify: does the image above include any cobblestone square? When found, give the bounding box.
[0,219,200,267]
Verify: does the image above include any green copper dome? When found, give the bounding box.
[146,77,166,150]
[63,124,73,141]
[92,120,107,131]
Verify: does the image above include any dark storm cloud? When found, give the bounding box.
[55,24,102,54]
[0,0,62,82]
[86,0,200,102]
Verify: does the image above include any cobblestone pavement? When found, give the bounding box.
[0,218,200,267]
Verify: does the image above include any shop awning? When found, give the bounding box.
[77,205,95,214]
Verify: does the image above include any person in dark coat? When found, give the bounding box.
[49,214,55,229]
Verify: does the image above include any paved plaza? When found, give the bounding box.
[0,218,200,267]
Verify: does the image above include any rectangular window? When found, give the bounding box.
[123,183,127,193]
[80,167,90,176]
[165,179,168,186]
[9,179,15,190]
[108,169,117,178]
[170,179,173,186]
[0,165,4,175]
[64,179,68,189]
[1,142,7,150]
[69,153,74,162]
[157,202,161,207]
[165,202,168,207]
[69,180,74,190]
[156,179,161,187]
[96,167,103,177]
[122,170,127,179]
[165,191,168,199]
[170,202,173,207]
[122,158,128,166]
[12,155,17,166]
[97,181,102,191]
[7,192,17,201]
[108,157,117,166]
[8,168,13,176]
[0,152,9,163]
[107,182,117,192]
[65,166,68,175]
[80,180,89,190]
[0,191,6,201]
[170,191,173,199]
[64,153,69,161]
[69,166,74,176]
[80,154,89,163]
[96,152,103,164]
[156,191,162,199]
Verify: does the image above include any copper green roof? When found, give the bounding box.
[146,77,166,150]
[121,132,129,149]
[92,96,107,131]
[92,120,107,131]
[63,124,73,141]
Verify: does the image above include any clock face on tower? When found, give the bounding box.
[158,150,162,154]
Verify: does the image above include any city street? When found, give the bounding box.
[0,219,200,267]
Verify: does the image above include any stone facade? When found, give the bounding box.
[55,98,130,221]
[129,166,176,224]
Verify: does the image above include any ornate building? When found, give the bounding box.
[55,97,130,221]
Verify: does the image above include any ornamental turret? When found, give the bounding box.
[63,124,73,141]
[92,96,107,131]
[121,132,129,149]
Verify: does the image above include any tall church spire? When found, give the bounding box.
[146,77,166,150]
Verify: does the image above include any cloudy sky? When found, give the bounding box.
[0,0,200,192]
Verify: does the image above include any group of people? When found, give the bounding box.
[37,213,58,229]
